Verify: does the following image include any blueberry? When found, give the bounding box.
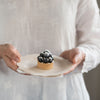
[46,58,50,62]
[43,58,48,63]
[43,53,46,58]
[50,56,54,60]
[49,57,52,59]
[38,56,43,62]
[43,53,48,58]
[43,51,47,53]
[49,59,52,63]
[49,57,53,63]
[48,54,52,57]
[40,52,44,57]
[44,49,50,53]
[43,51,49,55]
[44,50,52,55]
[45,52,50,57]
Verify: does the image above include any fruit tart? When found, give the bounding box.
[37,49,54,70]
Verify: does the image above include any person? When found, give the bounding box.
[0,0,100,100]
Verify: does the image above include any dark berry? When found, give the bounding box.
[49,57,53,63]
[49,59,52,63]
[44,49,50,53]
[45,52,50,58]
[47,58,50,63]
[38,56,43,62]
[43,58,48,63]
[43,51,46,53]
[48,54,52,57]
[49,57,52,59]
[40,52,44,57]
[43,53,46,57]
[43,53,48,58]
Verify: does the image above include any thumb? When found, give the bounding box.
[72,53,82,64]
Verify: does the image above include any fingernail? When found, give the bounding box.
[75,58,78,63]
[16,58,20,62]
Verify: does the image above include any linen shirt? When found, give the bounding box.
[0,0,100,100]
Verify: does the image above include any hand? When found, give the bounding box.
[0,44,21,72]
[59,48,85,75]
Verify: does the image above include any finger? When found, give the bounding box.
[3,56,18,71]
[18,71,31,76]
[68,51,76,63]
[16,68,31,76]
[63,67,75,75]
[17,70,31,76]
[13,48,21,58]
[72,53,82,64]
[63,69,73,75]
[59,50,70,59]
[7,49,21,62]
[64,54,83,75]
[13,49,21,62]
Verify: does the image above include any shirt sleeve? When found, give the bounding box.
[76,0,100,73]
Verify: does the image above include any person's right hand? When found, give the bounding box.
[0,44,21,72]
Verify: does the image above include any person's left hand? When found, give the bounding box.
[59,48,85,75]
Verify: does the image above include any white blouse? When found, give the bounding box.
[0,0,100,100]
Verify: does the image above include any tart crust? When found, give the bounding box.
[37,61,53,70]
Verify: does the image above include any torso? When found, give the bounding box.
[0,1,90,100]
